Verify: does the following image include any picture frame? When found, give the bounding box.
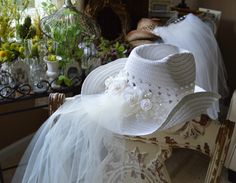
[65,60,82,80]
[149,0,172,12]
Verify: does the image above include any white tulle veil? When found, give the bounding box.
[12,94,132,183]
[153,13,229,119]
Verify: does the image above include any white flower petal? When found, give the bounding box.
[105,76,114,88]
[140,99,153,111]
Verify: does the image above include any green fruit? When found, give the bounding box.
[10,43,18,50]
[31,45,38,57]
[48,46,53,53]
[47,40,53,46]
[48,54,57,61]
[2,43,10,50]
[19,47,25,53]
[32,36,39,44]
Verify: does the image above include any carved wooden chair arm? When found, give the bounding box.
[49,93,66,115]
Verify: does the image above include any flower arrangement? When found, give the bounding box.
[0,0,131,90]
[96,38,131,64]
[0,0,29,42]
[43,38,73,87]
[16,15,43,58]
[0,42,25,63]
[0,0,29,64]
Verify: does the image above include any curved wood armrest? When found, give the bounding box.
[49,93,66,115]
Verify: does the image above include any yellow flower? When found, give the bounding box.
[0,50,8,58]
[19,46,25,53]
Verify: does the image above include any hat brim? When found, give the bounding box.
[81,58,127,95]
[81,58,220,135]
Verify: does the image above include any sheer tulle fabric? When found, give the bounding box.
[12,95,147,183]
[153,14,228,119]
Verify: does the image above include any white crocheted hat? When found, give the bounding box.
[81,44,220,135]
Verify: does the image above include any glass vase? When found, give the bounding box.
[29,57,47,92]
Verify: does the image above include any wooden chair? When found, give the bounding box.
[48,92,235,182]
[225,90,236,181]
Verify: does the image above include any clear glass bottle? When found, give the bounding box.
[29,57,46,92]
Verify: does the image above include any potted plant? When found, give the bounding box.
[96,38,131,64]
[43,39,62,87]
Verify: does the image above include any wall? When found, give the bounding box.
[171,0,199,10]
[198,0,236,98]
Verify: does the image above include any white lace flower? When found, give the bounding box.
[124,93,139,106]
[105,76,114,88]
[123,87,143,106]
[107,78,127,94]
[140,99,153,111]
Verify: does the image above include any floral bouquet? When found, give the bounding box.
[0,42,25,64]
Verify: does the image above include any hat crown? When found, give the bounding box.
[124,44,196,98]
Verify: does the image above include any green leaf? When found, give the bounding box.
[64,77,72,87]
[58,75,66,80]
[57,75,72,86]
[118,45,125,52]
[41,2,47,7]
